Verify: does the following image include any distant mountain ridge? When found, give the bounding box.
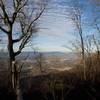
[0,51,77,60]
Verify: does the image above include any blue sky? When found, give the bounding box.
[28,0,78,52]
[28,0,94,52]
[0,0,99,52]
[17,0,100,52]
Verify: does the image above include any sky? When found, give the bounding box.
[28,0,79,52]
[0,0,100,52]
[29,0,93,52]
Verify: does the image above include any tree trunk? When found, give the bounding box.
[79,29,86,80]
[9,56,22,100]
[8,33,22,100]
[12,61,22,100]
[8,32,15,88]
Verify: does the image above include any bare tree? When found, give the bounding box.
[34,50,45,74]
[91,0,100,57]
[67,0,86,79]
[0,0,48,99]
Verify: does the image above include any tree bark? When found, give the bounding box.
[8,33,22,100]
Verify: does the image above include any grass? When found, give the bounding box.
[20,71,100,100]
[0,56,100,100]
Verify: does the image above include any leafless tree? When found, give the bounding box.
[34,50,45,74]
[90,0,100,57]
[67,0,86,79]
[0,0,48,99]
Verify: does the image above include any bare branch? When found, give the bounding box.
[26,7,45,33]
[13,34,25,43]
[95,23,100,33]
[14,3,46,56]
[0,0,11,25]
[12,0,28,23]
[0,25,9,34]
